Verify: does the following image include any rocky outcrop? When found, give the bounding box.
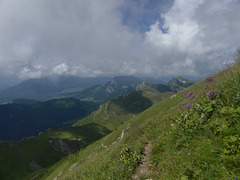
[29,160,42,172]
[136,82,148,90]
[49,138,85,154]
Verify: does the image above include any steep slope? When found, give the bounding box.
[38,58,240,179]
[139,83,173,104]
[0,83,173,180]
[0,76,111,103]
[74,84,174,130]
[0,123,110,180]
[167,76,195,92]
[0,98,98,141]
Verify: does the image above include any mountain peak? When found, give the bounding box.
[167,76,194,92]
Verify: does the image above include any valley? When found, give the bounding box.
[0,75,182,179]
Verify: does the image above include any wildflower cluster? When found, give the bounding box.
[204,76,214,89]
[181,89,195,108]
[185,91,195,99]
[181,103,191,109]
[168,72,240,178]
[206,89,219,100]
[205,76,214,83]
[150,52,240,179]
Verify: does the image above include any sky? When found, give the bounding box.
[0,0,240,81]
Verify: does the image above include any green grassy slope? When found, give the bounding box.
[0,123,110,180]
[37,88,181,180]
[74,85,174,130]
[0,84,174,180]
[39,57,240,179]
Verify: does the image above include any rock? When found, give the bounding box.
[29,160,42,172]
[50,138,85,154]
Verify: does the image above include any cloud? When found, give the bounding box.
[0,0,239,79]
[18,66,43,79]
[144,0,240,76]
[0,0,143,78]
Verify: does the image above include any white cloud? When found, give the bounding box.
[0,0,239,79]
[0,0,143,78]
[18,67,42,79]
[144,0,240,76]
[52,63,69,75]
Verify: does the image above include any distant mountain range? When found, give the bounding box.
[74,76,144,104]
[74,76,193,104]
[0,75,194,104]
[0,75,194,142]
[0,98,98,141]
[0,76,111,103]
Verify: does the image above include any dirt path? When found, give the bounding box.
[132,142,152,180]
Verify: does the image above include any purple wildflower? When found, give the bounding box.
[188,153,191,156]
[181,89,190,95]
[206,89,219,100]
[181,103,192,109]
[185,91,195,99]
[116,166,122,170]
[205,76,214,83]
[189,95,196,101]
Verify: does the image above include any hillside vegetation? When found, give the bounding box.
[0,82,175,180]
[74,84,174,130]
[0,98,98,141]
[37,53,240,179]
[0,123,110,180]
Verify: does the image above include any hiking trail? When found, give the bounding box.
[132,142,152,180]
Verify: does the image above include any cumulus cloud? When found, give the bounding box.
[0,0,239,79]
[144,0,240,76]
